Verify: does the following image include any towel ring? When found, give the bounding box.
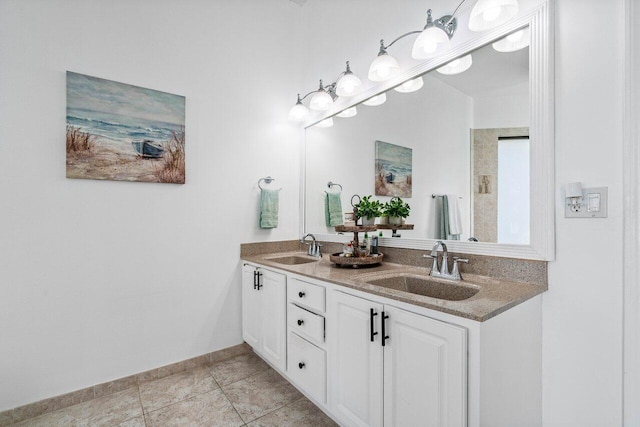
[350,194,361,207]
[258,176,282,191]
[327,181,343,191]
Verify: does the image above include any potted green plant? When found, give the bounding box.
[383,197,411,225]
[356,195,383,225]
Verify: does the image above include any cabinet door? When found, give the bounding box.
[383,306,467,427]
[241,265,287,372]
[329,291,384,427]
[259,268,287,371]
[242,264,261,349]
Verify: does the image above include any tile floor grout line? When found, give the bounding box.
[214,375,249,426]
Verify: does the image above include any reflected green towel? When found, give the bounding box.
[438,195,460,240]
[325,192,343,227]
[259,189,279,229]
[439,195,450,240]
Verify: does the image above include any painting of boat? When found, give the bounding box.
[384,171,394,183]
[132,140,165,158]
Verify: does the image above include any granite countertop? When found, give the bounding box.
[242,251,547,322]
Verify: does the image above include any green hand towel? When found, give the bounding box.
[325,191,344,227]
[439,195,450,240]
[259,189,279,229]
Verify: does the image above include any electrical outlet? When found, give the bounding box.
[565,187,608,218]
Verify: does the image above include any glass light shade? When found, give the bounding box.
[315,118,334,128]
[436,54,473,75]
[412,26,450,60]
[368,53,400,82]
[337,107,357,118]
[309,90,333,111]
[468,0,519,32]
[363,93,387,106]
[394,77,424,93]
[288,102,310,122]
[336,72,363,97]
[492,27,530,52]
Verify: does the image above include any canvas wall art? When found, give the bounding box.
[375,140,412,197]
[66,71,186,184]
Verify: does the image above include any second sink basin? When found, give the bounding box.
[364,273,479,301]
[267,255,319,265]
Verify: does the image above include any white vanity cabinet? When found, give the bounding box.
[242,263,287,371]
[240,260,542,427]
[328,290,467,427]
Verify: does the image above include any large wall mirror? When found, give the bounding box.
[302,3,553,260]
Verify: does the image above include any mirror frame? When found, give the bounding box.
[300,2,554,261]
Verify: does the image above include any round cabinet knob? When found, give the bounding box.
[298,362,305,369]
[298,292,306,298]
[297,319,304,326]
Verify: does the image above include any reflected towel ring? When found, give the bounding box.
[258,176,282,191]
[327,181,343,192]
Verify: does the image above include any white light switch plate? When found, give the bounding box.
[565,187,608,218]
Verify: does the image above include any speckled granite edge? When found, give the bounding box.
[241,240,547,287]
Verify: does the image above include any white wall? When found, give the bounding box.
[543,0,624,425]
[473,82,529,128]
[0,0,304,410]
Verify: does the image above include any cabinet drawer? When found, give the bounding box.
[287,278,325,313]
[288,332,326,404]
[288,303,325,344]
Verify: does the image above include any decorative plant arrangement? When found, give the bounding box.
[356,195,384,225]
[383,197,411,225]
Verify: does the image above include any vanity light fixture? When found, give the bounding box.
[336,62,363,97]
[288,62,363,122]
[362,93,387,107]
[336,106,358,118]
[492,27,530,52]
[289,0,524,123]
[309,80,334,111]
[288,94,310,122]
[411,9,457,60]
[368,41,401,82]
[436,54,473,75]
[369,6,461,82]
[394,76,424,93]
[468,0,519,32]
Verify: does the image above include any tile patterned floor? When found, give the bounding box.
[10,352,337,427]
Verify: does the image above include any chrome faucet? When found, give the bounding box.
[300,233,322,257]
[423,240,468,280]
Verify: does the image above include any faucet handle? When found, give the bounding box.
[425,253,439,274]
[451,257,469,280]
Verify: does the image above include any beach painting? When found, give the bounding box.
[375,140,412,197]
[66,71,186,184]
